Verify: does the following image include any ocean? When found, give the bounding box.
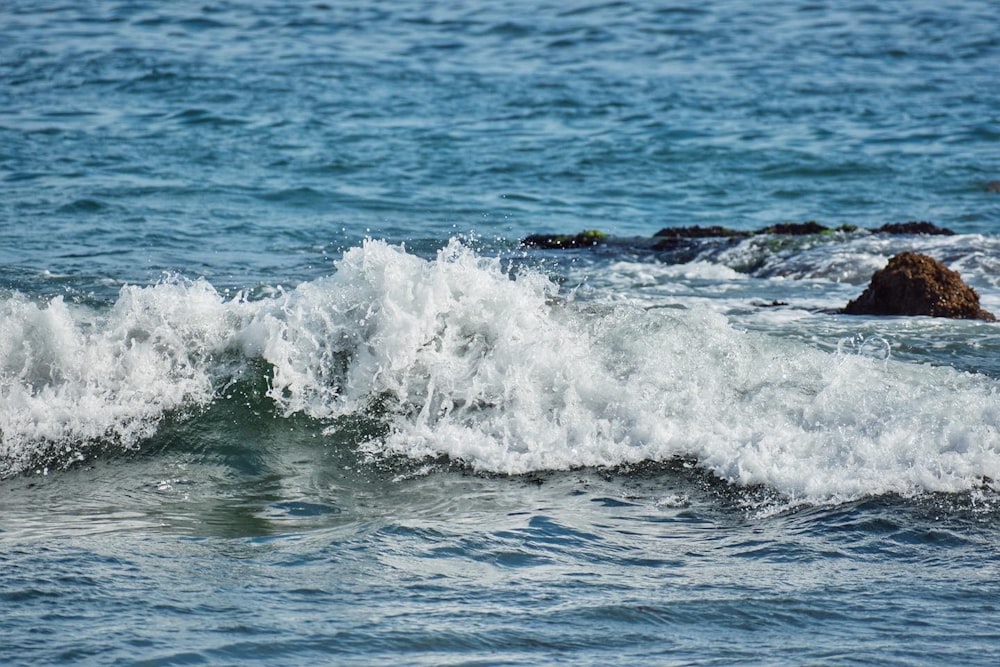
[3,1,1000,664]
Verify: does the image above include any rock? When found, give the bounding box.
[651,225,750,251]
[757,221,830,235]
[653,225,750,239]
[844,252,995,321]
[521,229,606,249]
[873,221,955,236]
[522,221,947,253]
[985,181,1000,193]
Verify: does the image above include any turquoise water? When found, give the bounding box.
[3,1,1000,664]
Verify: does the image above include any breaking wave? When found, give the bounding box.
[3,239,1000,503]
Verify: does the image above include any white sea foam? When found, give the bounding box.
[604,260,746,285]
[243,240,1000,501]
[0,279,250,475]
[3,239,1000,503]
[709,231,1000,289]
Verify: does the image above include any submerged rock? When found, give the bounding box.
[521,220,951,252]
[521,229,607,249]
[757,221,830,235]
[652,225,751,239]
[843,252,995,321]
[653,222,848,238]
[873,221,955,235]
[651,225,749,252]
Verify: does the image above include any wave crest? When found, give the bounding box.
[3,239,1000,504]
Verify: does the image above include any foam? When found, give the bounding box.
[0,279,249,475]
[3,239,1000,504]
[709,232,1000,288]
[604,260,746,284]
[244,240,1000,501]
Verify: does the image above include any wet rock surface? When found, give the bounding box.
[653,225,753,239]
[521,230,608,249]
[873,221,955,236]
[524,221,956,250]
[843,252,995,321]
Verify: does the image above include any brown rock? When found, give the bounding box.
[844,252,995,321]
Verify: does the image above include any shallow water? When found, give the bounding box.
[3,0,1000,664]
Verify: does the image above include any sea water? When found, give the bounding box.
[3,1,1000,665]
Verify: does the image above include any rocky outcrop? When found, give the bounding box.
[652,221,853,238]
[521,220,957,250]
[757,221,831,235]
[653,225,751,239]
[521,230,607,249]
[651,225,750,251]
[843,252,995,321]
[873,221,954,236]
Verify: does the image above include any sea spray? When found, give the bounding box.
[0,279,248,476]
[2,240,1000,503]
[243,240,1000,501]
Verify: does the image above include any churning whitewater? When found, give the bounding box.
[6,2,1000,664]
[3,239,1000,502]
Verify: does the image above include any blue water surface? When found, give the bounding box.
[3,1,1000,665]
[2,0,998,293]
